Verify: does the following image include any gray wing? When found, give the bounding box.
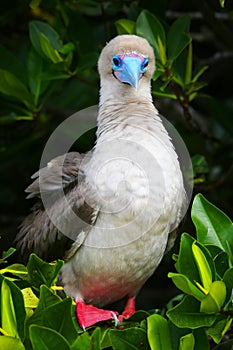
[15,151,98,261]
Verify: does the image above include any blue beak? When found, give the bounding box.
[113,56,143,90]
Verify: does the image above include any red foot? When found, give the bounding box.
[118,296,136,322]
[76,300,118,329]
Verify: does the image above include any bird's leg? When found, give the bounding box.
[118,296,136,322]
[75,299,119,329]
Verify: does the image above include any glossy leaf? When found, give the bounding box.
[179,333,195,350]
[0,336,25,350]
[200,281,226,313]
[115,19,136,35]
[0,264,28,279]
[41,298,77,345]
[26,285,61,331]
[36,285,61,311]
[0,69,34,108]
[167,295,216,329]
[193,328,210,350]
[29,325,71,350]
[147,314,172,350]
[192,194,233,258]
[168,272,205,301]
[167,15,191,60]
[26,254,63,288]
[1,279,18,338]
[175,233,200,282]
[136,10,166,59]
[21,288,39,308]
[0,276,26,340]
[71,331,91,350]
[223,267,233,302]
[192,242,212,292]
[110,327,150,350]
[208,317,232,344]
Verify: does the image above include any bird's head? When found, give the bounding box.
[98,35,155,93]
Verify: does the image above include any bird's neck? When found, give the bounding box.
[97,84,163,142]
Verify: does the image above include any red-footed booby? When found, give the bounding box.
[16,35,186,329]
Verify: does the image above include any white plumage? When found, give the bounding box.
[16,35,186,328]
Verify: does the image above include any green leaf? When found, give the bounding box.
[157,36,167,65]
[168,272,205,301]
[59,42,75,55]
[179,333,195,350]
[71,332,91,350]
[175,233,201,283]
[167,295,217,329]
[0,248,16,264]
[26,254,63,289]
[21,288,39,308]
[223,267,233,302]
[0,44,27,85]
[201,281,226,314]
[115,19,136,35]
[26,285,61,332]
[91,327,101,350]
[27,48,47,105]
[1,279,18,338]
[192,155,209,176]
[193,328,210,350]
[192,242,212,292]
[110,327,150,350]
[0,276,26,340]
[208,317,232,344]
[41,298,77,345]
[192,65,208,82]
[29,20,62,58]
[40,33,63,63]
[147,314,172,350]
[37,285,61,311]
[29,0,42,9]
[29,325,71,350]
[185,43,192,84]
[0,264,28,279]
[0,69,34,108]
[219,0,225,8]
[0,336,25,350]
[191,194,233,258]
[167,15,191,60]
[136,10,166,59]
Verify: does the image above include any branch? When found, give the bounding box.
[164,67,233,146]
[197,164,233,192]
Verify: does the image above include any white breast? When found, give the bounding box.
[62,111,185,305]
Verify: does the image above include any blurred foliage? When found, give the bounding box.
[1,194,233,349]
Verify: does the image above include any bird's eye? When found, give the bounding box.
[141,58,149,73]
[112,56,122,69]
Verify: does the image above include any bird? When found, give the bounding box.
[15,34,186,329]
